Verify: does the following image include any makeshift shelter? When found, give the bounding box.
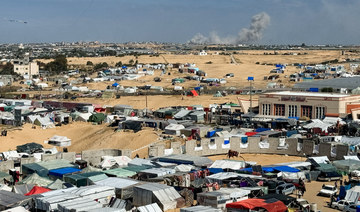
[75,112,92,122]
[95,177,140,199]
[133,183,185,211]
[48,167,82,180]
[16,142,43,154]
[165,124,185,136]
[189,111,205,123]
[47,135,71,147]
[89,113,106,123]
[210,160,246,170]
[47,179,67,190]
[103,168,136,178]
[100,156,132,169]
[19,173,53,187]
[137,203,162,212]
[122,121,142,132]
[0,190,33,211]
[197,188,251,210]
[22,159,77,177]
[333,159,360,173]
[180,205,221,212]
[12,184,35,195]
[57,197,103,212]
[0,171,12,182]
[226,198,287,212]
[158,154,213,167]
[64,172,108,187]
[139,168,176,178]
[25,186,51,196]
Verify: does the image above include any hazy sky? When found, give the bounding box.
[0,0,359,44]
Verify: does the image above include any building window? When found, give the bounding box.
[274,104,285,116]
[301,105,312,119]
[262,104,271,115]
[315,106,325,119]
[288,105,298,117]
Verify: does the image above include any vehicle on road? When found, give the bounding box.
[276,183,296,195]
[318,185,338,197]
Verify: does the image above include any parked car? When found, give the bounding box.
[331,200,355,210]
[318,185,338,197]
[225,73,234,78]
[276,183,296,195]
[297,199,310,212]
[318,171,342,181]
[343,203,359,212]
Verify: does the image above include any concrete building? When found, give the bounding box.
[258,91,360,119]
[13,54,39,77]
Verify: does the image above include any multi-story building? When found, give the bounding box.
[13,54,39,78]
[258,91,360,119]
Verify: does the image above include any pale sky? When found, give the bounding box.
[0,0,359,45]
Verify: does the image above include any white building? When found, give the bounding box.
[199,50,207,56]
[13,54,39,77]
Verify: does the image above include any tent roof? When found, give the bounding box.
[226,198,287,212]
[25,186,51,196]
[0,190,32,208]
[48,167,81,177]
[19,173,53,187]
[102,168,136,178]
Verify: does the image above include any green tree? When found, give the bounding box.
[115,61,122,67]
[0,62,15,75]
[45,55,68,75]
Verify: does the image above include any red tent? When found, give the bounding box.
[190,90,198,96]
[245,132,258,137]
[226,198,287,212]
[25,186,51,196]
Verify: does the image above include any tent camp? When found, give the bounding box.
[181,205,221,212]
[121,121,142,132]
[133,183,185,211]
[64,172,108,187]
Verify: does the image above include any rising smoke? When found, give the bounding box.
[189,12,270,44]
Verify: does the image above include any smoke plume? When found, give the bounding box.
[189,12,270,44]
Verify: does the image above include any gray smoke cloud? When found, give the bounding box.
[190,12,270,44]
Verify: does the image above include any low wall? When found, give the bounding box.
[0,160,14,172]
[81,149,130,166]
[148,137,350,160]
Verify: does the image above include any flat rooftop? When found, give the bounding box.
[263,91,351,98]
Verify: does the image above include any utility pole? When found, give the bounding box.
[248,77,254,113]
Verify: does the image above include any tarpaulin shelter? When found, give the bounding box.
[22,159,77,177]
[95,177,140,199]
[226,198,287,212]
[64,172,108,187]
[0,190,33,211]
[333,159,360,173]
[112,82,119,87]
[48,167,81,179]
[47,135,71,147]
[133,183,185,211]
[89,113,106,123]
[24,186,51,196]
[103,168,136,178]
[19,173,53,187]
[190,90,198,96]
[16,142,43,154]
[122,121,142,132]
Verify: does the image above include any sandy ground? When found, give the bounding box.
[1,123,159,158]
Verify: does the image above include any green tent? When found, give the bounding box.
[88,113,106,123]
[19,173,53,187]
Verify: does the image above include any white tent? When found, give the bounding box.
[76,113,92,122]
[47,135,71,147]
[210,160,246,170]
[165,124,185,136]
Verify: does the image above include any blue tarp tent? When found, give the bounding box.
[207,130,216,138]
[241,137,248,144]
[207,168,224,174]
[273,166,300,173]
[48,167,81,178]
[122,66,127,69]
[256,128,271,132]
[112,82,119,87]
[241,167,275,173]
